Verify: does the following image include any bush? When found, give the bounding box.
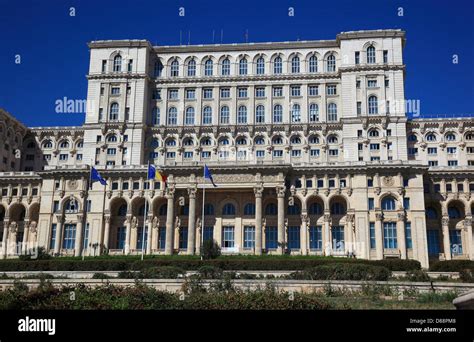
[459,269,474,283]
[404,270,431,282]
[138,266,184,279]
[201,240,221,260]
[430,260,474,272]
[288,264,390,281]
[197,266,223,279]
[92,273,113,279]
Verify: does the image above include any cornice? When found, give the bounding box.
[86,72,149,81]
[87,40,152,49]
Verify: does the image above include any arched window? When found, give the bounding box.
[201,138,212,146]
[327,135,338,144]
[183,138,194,146]
[426,133,437,142]
[109,103,119,121]
[288,203,301,215]
[236,137,247,145]
[326,54,336,72]
[408,134,418,142]
[59,140,70,148]
[368,129,379,137]
[425,207,438,220]
[272,136,283,145]
[118,204,127,216]
[448,207,461,219]
[150,139,159,149]
[167,107,177,125]
[327,103,337,121]
[107,135,117,143]
[309,136,319,144]
[187,59,196,76]
[290,136,301,144]
[273,56,282,74]
[26,141,35,149]
[185,107,195,125]
[265,203,277,215]
[151,107,160,125]
[244,203,256,215]
[255,105,265,123]
[42,140,53,149]
[256,57,265,74]
[202,106,212,125]
[220,106,230,124]
[367,46,376,64]
[222,203,236,216]
[368,96,378,115]
[239,58,248,75]
[154,61,163,77]
[159,204,167,216]
[308,202,323,215]
[165,139,176,147]
[445,133,456,141]
[255,137,265,145]
[65,199,79,213]
[204,204,214,215]
[382,197,396,211]
[170,59,179,77]
[309,104,319,122]
[113,55,122,72]
[309,55,318,72]
[219,138,229,145]
[466,133,474,141]
[238,105,247,124]
[291,104,301,123]
[221,58,230,75]
[273,104,283,123]
[204,59,213,76]
[331,202,346,215]
[291,56,300,73]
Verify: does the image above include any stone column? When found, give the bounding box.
[164,187,175,255]
[125,215,132,255]
[397,212,407,259]
[74,214,84,257]
[187,188,197,255]
[195,218,202,255]
[300,213,309,255]
[54,215,64,255]
[254,186,263,255]
[323,213,331,256]
[277,186,285,254]
[1,219,9,259]
[103,215,111,250]
[442,216,451,260]
[375,212,383,260]
[21,220,30,255]
[146,215,153,255]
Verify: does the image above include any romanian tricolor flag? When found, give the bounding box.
[148,164,167,184]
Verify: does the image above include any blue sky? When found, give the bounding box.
[0,0,473,127]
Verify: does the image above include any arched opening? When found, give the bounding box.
[286,197,302,252]
[447,200,465,256]
[110,198,128,250]
[425,202,442,258]
[307,196,324,252]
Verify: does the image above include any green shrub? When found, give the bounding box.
[92,273,113,279]
[404,270,431,282]
[459,269,474,283]
[288,264,390,281]
[197,266,223,279]
[138,266,184,279]
[201,240,221,260]
[430,260,474,272]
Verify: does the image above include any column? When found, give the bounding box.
[103,215,111,250]
[146,215,153,255]
[74,214,84,256]
[195,218,202,255]
[54,215,64,255]
[375,212,383,260]
[397,212,407,259]
[300,213,308,255]
[187,188,197,255]
[151,217,159,251]
[21,220,30,255]
[254,186,263,255]
[1,219,9,259]
[125,215,132,255]
[465,217,473,260]
[345,214,354,256]
[164,188,175,255]
[324,212,331,256]
[442,216,451,260]
[277,186,285,254]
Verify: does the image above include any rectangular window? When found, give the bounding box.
[355,51,360,64]
[152,89,161,100]
[255,87,265,98]
[367,80,377,88]
[317,180,324,188]
[383,222,397,249]
[383,50,388,64]
[287,226,300,250]
[447,147,457,154]
[50,224,57,250]
[368,198,374,210]
[53,200,59,212]
[357,102,362,115]
[203,88,213,99]
[328,149,338,156]
[385,78,390,87]
[62,224,77,249]
[308,85,319,96]
[220,88,230,98]
[166,152,176,159]
[408,147,418,155]
[310,149,320,157]
[265,226,278,249]
[309,226,322,250]
[332,226,344,252]
[405,222,412,249]
[179,227,188,249]
[403,198,410,210]
[256,150,265,158]
[201,151,211,159]
[238,87,248,98]
[449,230,463,255]
[291,150,301,157]
[356,80,361,88]
[427,230,440,256]
[369,222,376,249]
[358,143,363,151]
[370,143,380,150]
[273,150,283,158]
[83,223,89,251]
[111,87,120,95]
[158,228,166,250]
[203,226,214,241]
[448,160,458,166]
[168,89,179,100]
[107,148,116,155]
[222,226,235,248]
[184,151,193,159]
[101,60,107,73]
[272,86,283,97]
[243,226,255,248]
[59,154,68,161]
[185,89,195,99]
[290,86,301,97]
[326,85,337,95]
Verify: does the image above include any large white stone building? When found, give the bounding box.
[0,29,473,268]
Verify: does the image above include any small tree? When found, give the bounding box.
[201,239,221,260]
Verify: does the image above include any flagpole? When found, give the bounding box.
[201,169,206,260]
[141,162,150,261]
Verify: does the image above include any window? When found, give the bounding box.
[383,50,388,64]
[243,226,255,248]
[426,133,436,142]
[154,61,163,77]
[238,87,248,98]
[448,207,461,219]
[179,227,188,249]
[220,88,230,98]
[62,224,76,249]
[309,226,322,250]
[367,80,377,88]
[332,226,344,251]
[405,222,412,249]
[356,80,361,88]
[151,107,160,125]
[369,222,376,249]
[136,227,148,250]
[368,198,374,210]
[427,230,440,256]
[204,204,214,216]
[367,46,376,64]
[327,103,337,121]
[255,87,265,98]
[448,160,458,166]
[428,161,438,167]
[59,154,68,161]
[331,202,346,215]
[221,58,230,75]
[239,58,248,75]
[355,51,360,64]
[403,198,410,210]
[203,226,214,241]
[220,106,230,124]
[203,88,213,99]
[109,103,119,121]
[291,85,301,97]
[291,56,300,73]
[256,57,265,74]
[326,54,336,72]
[291,104,301,122]
[308,202,323,215]
[383,222,397,249]
[127,60,133,72]
[265,203,277,215]
[370,143,380,150]
[167,107,177,125]
[111,87,120,95]
[59,140,70,148]
[272,105,283,123]
[450,230,463,255]
[157,228,166,250]
[309,55,318,72]
[222,226,235,248]
[204,59,213,76]
[237,106,247,124]
[113,55,122,72]
[273,150,283,157]
[265,227,278,249]
[273,86,283,97]
[170,59,179,77]
[382,197,396,211]
[107,148,116,155]
[385,78,390,88]
[308,85,319,96]
[447,147,457,154]
[185,89,195,99]
[327,85,337,95]
[101,60,107,73]
[308,104,319,122]
[291,150,301,157]
[368,96,378,115]
[287,226,300,250]
[187,59,196,76]
[255,105,265,123]
[222,203,236,216]
[329,149,338,156]
[185,107,195,125]
[273,56,282,74]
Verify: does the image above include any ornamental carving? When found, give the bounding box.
[67,180,78,190]
[383,176,394,187]
[276,186,286,198]
[175,216,181,230]
[9,221,18,233]
[397,212,406,221]
[254,186,264,197]
[152,217,159,228]
[441,216,450,226]
[300,213,309,224]
[375,213,384,221]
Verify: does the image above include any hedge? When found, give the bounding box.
[429,260,474,272]
[0,257,421,272]
[287,264,391,281]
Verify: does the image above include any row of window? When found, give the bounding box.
[408,132,474,143]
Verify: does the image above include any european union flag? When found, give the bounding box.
[204,165,217,187]
[90,167,107,186]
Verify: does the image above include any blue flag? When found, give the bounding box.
[91,167,107,186]
[204,165,217,187]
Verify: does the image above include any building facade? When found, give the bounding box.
[0,29,473,268]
